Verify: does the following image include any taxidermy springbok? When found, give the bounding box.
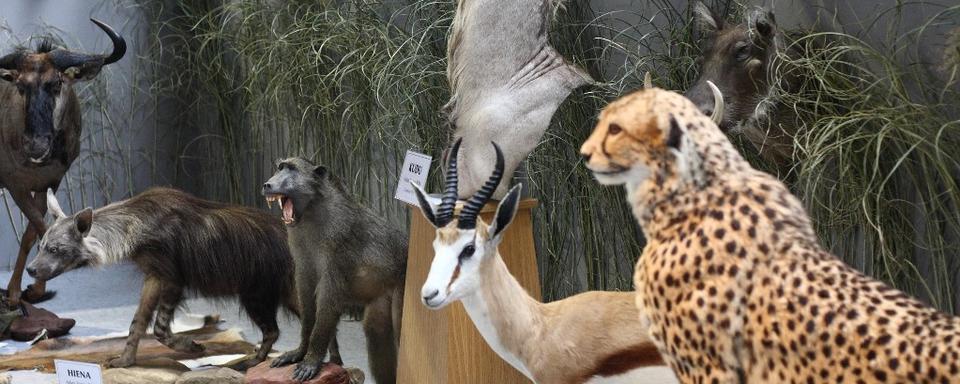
[685,2,800,165]
[446,0,592,199]
[0,19,126,305]
[27,188,339,370]
[411,139,678,384]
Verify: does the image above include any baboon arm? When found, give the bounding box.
[303,293,343,362]
[295,278,317,352]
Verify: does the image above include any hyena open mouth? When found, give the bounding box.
[265,194,295,225]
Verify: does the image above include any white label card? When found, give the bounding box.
[395,150,433,206]
[55,359,102,384]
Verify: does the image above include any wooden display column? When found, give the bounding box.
[397,199,540,384]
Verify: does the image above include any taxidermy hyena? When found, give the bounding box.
[262,158,406,383]
[28,187,341,370]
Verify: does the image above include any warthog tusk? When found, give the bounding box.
[644,71,653,90]
[707,80,724,126]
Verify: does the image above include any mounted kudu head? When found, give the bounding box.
[684,2,779,132]
[0,19,125,163]
[411,138,522,309]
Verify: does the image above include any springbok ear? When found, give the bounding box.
[488,184,522,239]
[666,115,683,150]
[47,189,66,219]
[75,208,93,236]
[693,1,721,35]
[411,181,439,227]
[748,7,777,41]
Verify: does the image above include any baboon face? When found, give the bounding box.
[28,207,97,281]
[262,157,328,226]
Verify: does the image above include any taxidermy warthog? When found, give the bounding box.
[28,188,341,370]
[446,0,592,199]
[0,19,125,305]
[263,158,406,383]
[685,2,800,165]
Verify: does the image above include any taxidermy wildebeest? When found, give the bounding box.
[0,19,125,306]
[446,0,592,199]
[685,2,800,165]
[262,158,406,383]
[27,188,341,370]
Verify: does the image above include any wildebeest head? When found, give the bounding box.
[27,190,99,281]
[262,157,330,226]
[0,19,126,164]
[685,2,780,132]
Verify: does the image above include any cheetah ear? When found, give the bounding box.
[666,114,683,150]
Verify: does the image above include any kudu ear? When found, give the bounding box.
[748,7,777,41]
[75,208,93,236]
[693,1,721,35]
[488,184,522,240]
[47,189,66,219]
[411,181,439,228]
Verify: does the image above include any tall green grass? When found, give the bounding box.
[127,0,960,311]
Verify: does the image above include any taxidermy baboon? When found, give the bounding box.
[27,188,341,370]
[262,158,406,383]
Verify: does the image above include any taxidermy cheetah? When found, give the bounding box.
[580,88,960,383]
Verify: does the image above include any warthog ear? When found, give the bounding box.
[693,1,721,35]
[47,189,66,219]
[313,165,327,178]
[75,208,93,236]
[748,7,777,42]
[488,184,522,240]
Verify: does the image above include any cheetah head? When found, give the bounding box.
[580,88,706,191]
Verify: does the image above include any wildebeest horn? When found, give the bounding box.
[644,72,653,89]
[48,19,126,71]
[458,142,504,229]
[0,52,24,70]
[707,80,724,126]
[436,138,462,227]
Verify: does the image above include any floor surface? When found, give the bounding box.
[0,263,374,382]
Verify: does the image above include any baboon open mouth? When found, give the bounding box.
[265,194,295,225]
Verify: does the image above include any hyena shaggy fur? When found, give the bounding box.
[28,187,340,369]
[263,157,407,383]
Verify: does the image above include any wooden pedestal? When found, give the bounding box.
[397,199,540,384]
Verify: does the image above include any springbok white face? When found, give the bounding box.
[411,138,521,309]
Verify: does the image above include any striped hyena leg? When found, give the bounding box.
[227,293,281,371]
[153,283,204,353]
[109,276,162,368]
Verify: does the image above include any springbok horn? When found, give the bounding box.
[48,19,126,71]
[707,80,724,126]
[643,71,653,89]
[436,138,462,227]
[458,142,505,229]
